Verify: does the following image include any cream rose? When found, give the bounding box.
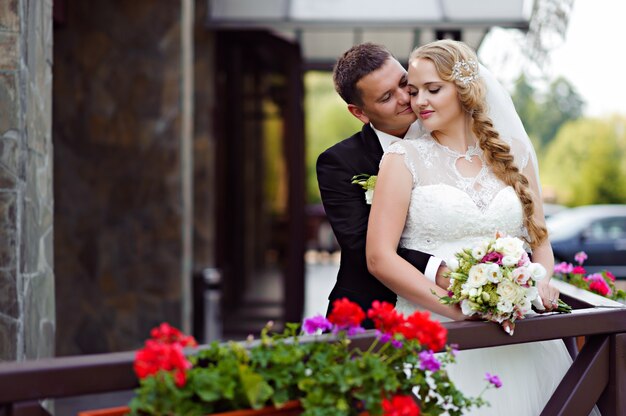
[497,279,523,304]
[466,264,489,288]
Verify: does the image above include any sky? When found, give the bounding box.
[479,0,626,117]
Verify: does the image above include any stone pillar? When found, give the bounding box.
[0,0,55,361]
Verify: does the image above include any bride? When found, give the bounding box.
[366,39,599,415]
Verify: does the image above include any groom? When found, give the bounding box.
[316,43,444,326]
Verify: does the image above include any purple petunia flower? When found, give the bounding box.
[419,350,441,372]
[449,343,459,357]
[346,325,366,336]
[485,372,502,388]
[391,339,403,349]
[302,315,332,334]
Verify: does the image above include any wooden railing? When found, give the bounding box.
[1,281,625,416]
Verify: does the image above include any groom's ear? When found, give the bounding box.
[347,104,370,125]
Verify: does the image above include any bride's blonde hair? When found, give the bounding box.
[409,40,547,248]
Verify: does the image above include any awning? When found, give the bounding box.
[207,0,533,68]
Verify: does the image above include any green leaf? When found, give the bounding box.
[239,364,274,409]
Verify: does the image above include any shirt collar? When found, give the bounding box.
[370,121,425,152]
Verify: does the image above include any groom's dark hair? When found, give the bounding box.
[333,43,393,106]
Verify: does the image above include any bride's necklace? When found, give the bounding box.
[432,132,481,162]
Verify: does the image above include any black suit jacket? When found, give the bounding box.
[316,124,432,325]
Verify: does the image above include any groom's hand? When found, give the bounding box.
[435,263,450,289]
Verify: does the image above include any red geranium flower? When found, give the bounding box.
[328,298,365,329]
[368,301,405,333]
[382,394,421,416]
[605,271,616,282]
[398,311,447,351]
[150,322,197,347]
[134,324,195,387]
[572,266,586,275]
[589,280,611,297]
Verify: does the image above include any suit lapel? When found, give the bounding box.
[360,124,384,174]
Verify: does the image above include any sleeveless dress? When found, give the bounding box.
[385,135,600,416]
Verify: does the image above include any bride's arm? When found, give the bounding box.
[523,162,559,310]
[366,153,465,320]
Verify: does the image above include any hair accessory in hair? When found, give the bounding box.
[452,59,479,85]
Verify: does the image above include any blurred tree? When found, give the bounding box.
[541,117,626,205]
[305,71,361,204]
[535,77,585,148]
[511,75,585,149]
[511,74,540,147]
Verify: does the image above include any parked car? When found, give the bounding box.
[543,203,567,219]
[546,205,626,279]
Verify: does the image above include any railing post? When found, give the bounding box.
[7,401,51,416]
[598,333,626,415]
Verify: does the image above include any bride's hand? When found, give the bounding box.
[537,280,560,312]
[501,319,515,336]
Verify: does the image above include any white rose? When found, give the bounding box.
[461,299,477,316]
[527,263,546,282]
[485,263,503,283]
[447,257,459,272]
[494,236,525,262]
[497,279,523,304]
[466,264,489,288]
[364,189,374,204]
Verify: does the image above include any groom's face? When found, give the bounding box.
[348,58,417,137]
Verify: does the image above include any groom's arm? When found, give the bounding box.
[316,149,370,252]
[317,147,440,277]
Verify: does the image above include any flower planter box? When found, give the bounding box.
[77,400,303,416]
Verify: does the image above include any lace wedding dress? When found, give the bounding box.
[386,135,600,416]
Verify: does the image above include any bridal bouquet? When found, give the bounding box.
[437,234,571,327]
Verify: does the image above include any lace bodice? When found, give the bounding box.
[384,134,528,260]
[384,134,529,319]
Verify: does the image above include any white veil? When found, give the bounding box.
[479,64,541,194]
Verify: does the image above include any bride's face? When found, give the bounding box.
[407,58,463,132]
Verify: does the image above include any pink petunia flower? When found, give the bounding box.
[574,251,588,265]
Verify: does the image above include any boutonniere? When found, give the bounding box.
[351,174,377,204]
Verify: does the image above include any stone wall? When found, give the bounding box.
[0,0,55,361]
[53,0,188,355]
